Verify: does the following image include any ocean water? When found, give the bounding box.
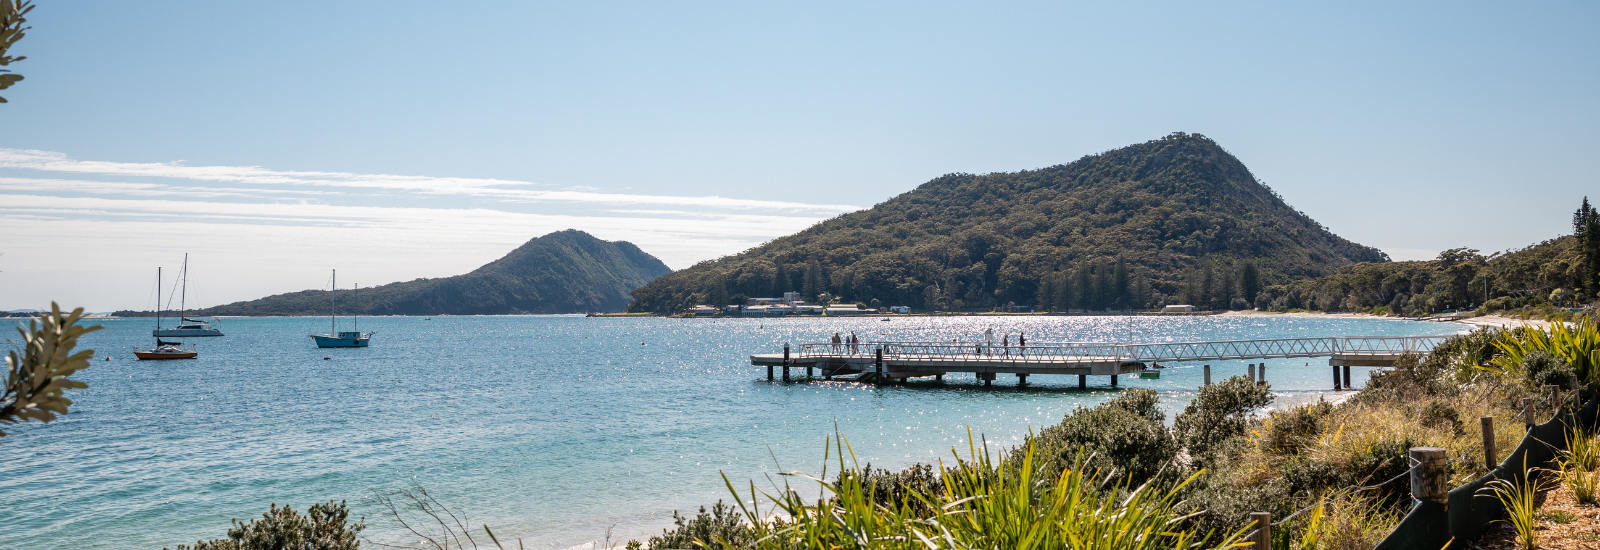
[0,314,1465,549]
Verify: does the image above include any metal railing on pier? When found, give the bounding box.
[793,336,1448,364]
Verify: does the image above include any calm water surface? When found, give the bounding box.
[1,315,1464,548]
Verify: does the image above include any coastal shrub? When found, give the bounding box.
[1352,352,1452,405]
[166,500,363,550]
[643,501,755,550]
[840,462,944,514]
[732,435,1251,550]
[1022,388,1176,485]
[1490,317,1600,387]
[1346,438,1416,512]
[1175,472,1293,541]
[1521,350,1578,390]
[1173,376,1272,467]
[1262,400,1333,456]
[1418,400,1464,435]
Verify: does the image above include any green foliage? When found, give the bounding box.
[1173,375,1273,466]
[1351,352,1454,405]
[0,0,31,103]
[1488,317,1600,388]
[115,230,672,316]
[644,501,755,550]
[1575,197,1600,298]
[1263,400,1333,455]
[167,500,364,550]
[725,433,1250,550]
[1019,388,1177,485]
[1481,457,1553,550]
[2,302,100,437]
[629,133,1386,313]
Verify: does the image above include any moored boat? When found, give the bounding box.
[153,254,223,337]
[310,271,374,348]
[138,266,200,360]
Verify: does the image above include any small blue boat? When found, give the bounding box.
[311,270,375,349]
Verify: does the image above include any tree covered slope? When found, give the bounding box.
[121,230,672,316]
[628,133,1387,313]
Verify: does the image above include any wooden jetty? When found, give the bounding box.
[750,336,1449,386]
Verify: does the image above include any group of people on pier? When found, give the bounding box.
[980,328,1027,356]
[830,331,861,354]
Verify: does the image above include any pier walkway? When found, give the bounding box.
[750,336,1449,386]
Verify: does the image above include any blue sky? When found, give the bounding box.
[1,1,1596,311]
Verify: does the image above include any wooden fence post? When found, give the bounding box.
[1481,416,1496,470]
[1411,447,1449,503]
[1248,512,1271,549]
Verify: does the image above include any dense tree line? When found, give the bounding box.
[629,133,1386,313]
[1255,199,1599,315]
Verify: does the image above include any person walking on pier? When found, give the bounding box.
[984,328,994,356]
[849,331,859,354]
[831,332,842,354]
[1001,334,1010,356]
[1019,332,1027,356]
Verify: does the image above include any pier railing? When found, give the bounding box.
[793,336,1449,364]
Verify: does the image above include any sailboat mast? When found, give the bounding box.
[331,269,337,336]
[354,283,359,332]
[179,253,188,320]
[156,266,162,332]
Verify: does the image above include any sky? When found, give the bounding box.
[1,1,1596,311]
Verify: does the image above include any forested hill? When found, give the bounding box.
[117,230,672,316]
[628,133,1387,313]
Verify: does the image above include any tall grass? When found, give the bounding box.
[1481,457,1554,550]
[1558,423,1600,504]
[720,432,1251,550]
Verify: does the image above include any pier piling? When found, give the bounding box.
[1078,374,1086,389]
[1248,364,1256,383]
[1016,373,1028,385]
[1110,374,1118,387]
[1203,365,1211,386]
[1332,365,1340,390]
[1342,365,1351,390]
[1259,364,1267,385]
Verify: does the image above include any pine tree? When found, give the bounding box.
[1074,265,1092,310]
[1199,261,1215,310]
[1036,272,1055,310]
[708,273,729,307]
[1240,260,1261,307]
[802,256,824,302]
[771,261,790,296]
[1576,197,1600,298]
[1113,258,1130,309]
[1054,271,1073,312]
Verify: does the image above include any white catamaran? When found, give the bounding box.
[153,253,224,337]
[310,269,374,348]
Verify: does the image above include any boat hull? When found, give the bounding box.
[135,350,198,360]
[154,329,224,337]
[311,335,370,348]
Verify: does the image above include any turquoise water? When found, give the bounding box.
[1,315,1463,549]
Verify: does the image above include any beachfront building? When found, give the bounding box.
[689,305,719,315]
[1162,304,1197,313]
[825,305,867,315]
[889,305,911,314]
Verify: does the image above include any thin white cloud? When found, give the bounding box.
[0,148,863,213]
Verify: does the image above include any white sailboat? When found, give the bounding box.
[310,269,373,348]
[153,253,223,337]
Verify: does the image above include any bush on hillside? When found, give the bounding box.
[642,501,754,550]
[1173,376,1273,467]
[166,500,363,550]
[1020,388,1177,485]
